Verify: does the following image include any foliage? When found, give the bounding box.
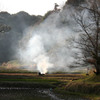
[43,10,53,20]
[67,0,85,6]
[0,11,42,63]
[0,24,11,33]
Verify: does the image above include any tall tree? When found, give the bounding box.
[74,0,100,75]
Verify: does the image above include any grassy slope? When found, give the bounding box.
[61,74,100,100]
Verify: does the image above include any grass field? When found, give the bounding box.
[0,72,100,100]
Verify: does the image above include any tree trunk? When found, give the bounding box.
[95,64,100,75]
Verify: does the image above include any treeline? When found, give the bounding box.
[0,11,42,63]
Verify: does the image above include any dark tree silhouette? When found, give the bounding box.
[0,24,11,33]
[74,0,100,75]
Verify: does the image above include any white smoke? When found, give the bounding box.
[18,34,54,74]
[34,54,53,74]
[17,4,83,73]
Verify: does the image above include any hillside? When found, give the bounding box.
[0,11,42,63]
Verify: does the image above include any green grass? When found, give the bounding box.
[54,87,100,100]
[0,72,100,100]
[0,74,62,89]
[86,74,100,82]
[60,74,100,100]
[0,78,59,83]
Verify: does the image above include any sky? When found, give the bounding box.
[0,0,67,15]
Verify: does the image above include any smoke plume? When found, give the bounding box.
[17,4,83,74]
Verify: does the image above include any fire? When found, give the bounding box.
[34,54,53,74]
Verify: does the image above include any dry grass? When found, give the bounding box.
[0,72,100,99]
[0,73,85,81]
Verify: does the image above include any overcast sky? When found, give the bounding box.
[0,0,67,15]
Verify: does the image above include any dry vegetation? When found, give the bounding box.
[0,72,100,100]
[0,60,100,100]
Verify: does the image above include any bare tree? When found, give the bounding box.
[74,0,100,75]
